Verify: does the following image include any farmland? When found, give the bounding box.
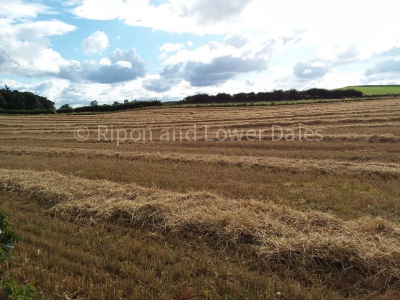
[341,85,400,96]
[0,98,399,299]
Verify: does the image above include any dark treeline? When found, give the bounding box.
[0,109,56,115]
[1,85,365,115]
[57,100,162,114]
[0,85,55,113]
[179,88,363,104]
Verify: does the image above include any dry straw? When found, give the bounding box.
[1,147,399,177]
[1,168,399,288]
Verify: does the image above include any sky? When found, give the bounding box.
[0,0,399,107]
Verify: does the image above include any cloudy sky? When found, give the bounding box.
[0,0,399,107]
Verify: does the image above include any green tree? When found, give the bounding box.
[0,92,6,109]
[285,89,299,100]
[14,95,26,110]
[233,93,248,102]
[90,100,98,106]
[59,104,72,110]
[38,97,55,110]
[23,93,39,110]
[272,89,284,100]
[3,91,25,110]
[215,93,232,103]
[0,86,55,111]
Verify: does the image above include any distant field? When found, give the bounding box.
[0,98,399,299]
[341,85,400,95]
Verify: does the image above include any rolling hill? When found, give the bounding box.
[341,85,400,95]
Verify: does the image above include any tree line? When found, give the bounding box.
[0,85,161,114]
[0,86,365,115]
[179,88,363,104]
[57,99,162,113]
[0,85,56,114]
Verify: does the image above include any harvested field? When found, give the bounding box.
[0,98,399,299]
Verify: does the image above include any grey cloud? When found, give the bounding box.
[143,63,183,92]
[361,74,400,85]
[255,37,299,59]
[282,36,301,45]
[207,42,219,50]
[160,63,184,78]
[58,60,84,82]
[87,63,145,84]
[334,45,360,66]
[143,78,181,93]
[365,59,400,76]
[292,45,361,80]
[59,48,146,84]
[337,46,359,60]
[374,47,400,58]
[182,0,254,24]
[184,55,267,87]
[34,81,57,93]
[0,49,5,65]
[255,39,277,57]
[293,61,329,80]
[144,54,267,91]
[225,34,249,48]
[88,48,146,83]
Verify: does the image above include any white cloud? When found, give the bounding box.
[0,0,54,19]
[2,0,400,105]
[70,0,255,35]
[1,19,77,41]
[66,0,400,96]
[181,0,254,25]
[159,43,185,53]
[143,35,291,91]
[0,63,374,108]
[164,35,288,66]
[82,31,109,55]
[62,0,83,6]
[71,0,124,20]
[157,53,168,60]
[69,0,400,61]
[0,15,145,85]
[115,60,133,69]
[68,1,398,36]
[0,19,76,76]
[99,57,111,66]
[59,48,147,84]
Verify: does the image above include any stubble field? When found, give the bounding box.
[0,98,399,299]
